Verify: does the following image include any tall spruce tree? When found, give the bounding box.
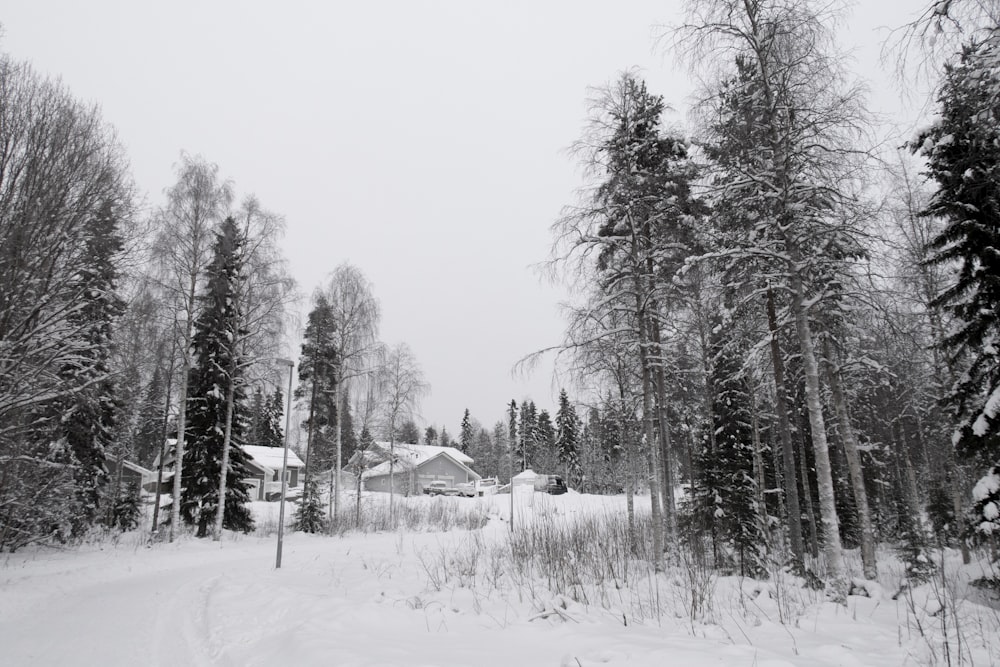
[700,326,767,576]
[259,387,285,447]
[915,35,1000,538]
[460,409,474,454]
[536,409,557,473]
[555,390,581,484]
[298,293,338,474]
[180,218,255,537]
[57,203,126,530]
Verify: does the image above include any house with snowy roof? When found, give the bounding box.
[349,442,480,495]
[105,453,155,495]
[242,445,306,501]
[151,441,305,501]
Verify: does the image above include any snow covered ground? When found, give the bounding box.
[2,491,998,666]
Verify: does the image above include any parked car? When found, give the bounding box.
[477,477,499,495]
[423,480,458,496]
[455,482,477,497]
[546,475,568,495]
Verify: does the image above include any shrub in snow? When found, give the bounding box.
[108,486,142,532]
[293,478,327,534]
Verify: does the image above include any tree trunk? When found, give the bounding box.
[798,432,820,559]
[389,428,396,522]
[894,420,922,521]
[169,349,190,542]
[790,269,847,602]
[823,340,877,579]
[749,380,770,548]
[637,307,665,571]
[304,373,318,497]
[648,308,678,549]
[623,408,636,554]
[151,350,175,535]
[213,379,237,541]
[765,287,805,565]
[334,375,343,521]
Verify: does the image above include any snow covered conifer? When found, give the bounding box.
[180,218,255,537]
[460,408,474,454]
[555,390,581,484]
[915,36,1000,539]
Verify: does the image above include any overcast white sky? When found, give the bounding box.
[2,1,927,434]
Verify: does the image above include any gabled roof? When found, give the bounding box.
[361,445,480,481]
[153,441,305,476]
[105,453,153,477]
[243,445,305,474]
[371,442,473,466]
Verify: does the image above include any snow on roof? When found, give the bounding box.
[513,469,541,480]
[373,442,473,465]
[361,443,479,480]
[243,445,305,472]
[105,453,154,476]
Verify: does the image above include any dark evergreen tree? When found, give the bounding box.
[439,426,453,449]
[298,294,338,473]
[339,393,357,462]
[424,426,438,447]
[460,409,474,454]
[258,387,285,447]
[180,218,255,537]
[518,401,538,470]
[108,485,142,531]
[134,361,168,466]
[535,409,556,473]
[508,400,519,476]
[555,390,581,484]
[248,386,265,445]
[694,327,766,577]
[294,477,327,533]
[474,428,496,478]
[396,419,420,444]
[915,36,1000,539]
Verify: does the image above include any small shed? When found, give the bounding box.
[512,469,544,491]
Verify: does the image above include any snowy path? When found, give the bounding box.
[1,544,259,665]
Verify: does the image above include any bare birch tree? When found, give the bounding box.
[318,264,381,521]
[378,343,429,519]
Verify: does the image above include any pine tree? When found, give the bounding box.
[424,426,438,447]
[351,426,377,522]
[294,477,327,534]
[259,387,285,447]
[508,400,519,476]
[915,36,1000,538]
[703,330,767,577]
[180,218,255,538]
[298,294,339,474]
[396,419,420,444]
[51,202,126,532]
[460,409,474,454]
[555,390,581,484]
[518,401,538,470]
[248,386,265,445]
[536,409,556,473]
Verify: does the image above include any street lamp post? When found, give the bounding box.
[275,358,295,569]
